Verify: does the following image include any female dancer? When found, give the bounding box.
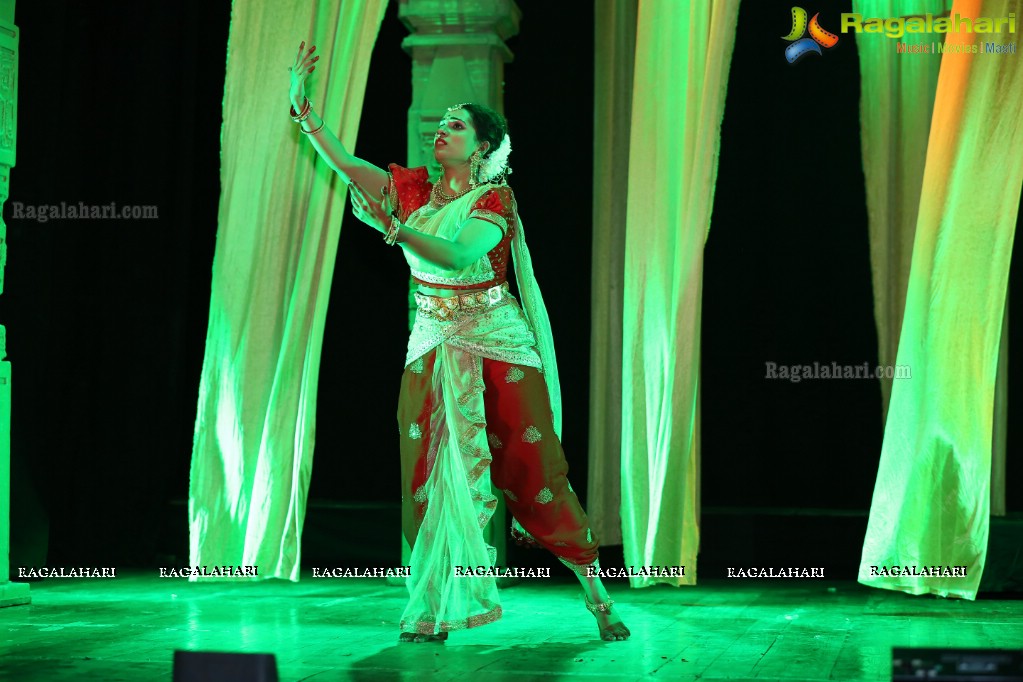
[289,41,629,643]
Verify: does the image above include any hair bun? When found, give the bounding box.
[479,134,512,183]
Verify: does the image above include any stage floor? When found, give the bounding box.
[1,571,1021,681]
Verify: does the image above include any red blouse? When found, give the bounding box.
[388,163,516,291]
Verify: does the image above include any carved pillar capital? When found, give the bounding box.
[399,0,520,36]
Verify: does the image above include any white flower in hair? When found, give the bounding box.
[479,134,512,183]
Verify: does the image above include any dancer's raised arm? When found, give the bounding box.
[288,41,388,193]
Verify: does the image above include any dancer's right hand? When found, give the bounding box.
[289,41,318,108]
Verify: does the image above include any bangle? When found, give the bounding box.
[383,216,401,246]
[300,120,325,135]
[290,97,310,120]
[290,97,311,122]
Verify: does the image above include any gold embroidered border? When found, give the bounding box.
[470,208,509,235]
[411,268,494,286]
[559,556,600,577]
[400,603,503,634]
[387,172,401,221]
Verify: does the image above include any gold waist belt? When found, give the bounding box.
[414,281,511,320]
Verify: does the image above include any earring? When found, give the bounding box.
[469,149,483,188]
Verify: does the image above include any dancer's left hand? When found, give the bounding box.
[349,181,392,234]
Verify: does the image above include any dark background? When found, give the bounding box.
[3,1,1020,570]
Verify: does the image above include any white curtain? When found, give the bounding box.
[188,0,387,581]
[619,0,740,587]
[859,0,1023,600]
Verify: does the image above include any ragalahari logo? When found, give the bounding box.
[782,7,840,63]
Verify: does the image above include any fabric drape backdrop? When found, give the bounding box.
[188,0,387,581]
[854,0,1017,521]
[859,0,1023,599]
[619,0,739,587]
[588,0,637,547]
[854,0,1009,516]
[853,0,946,425]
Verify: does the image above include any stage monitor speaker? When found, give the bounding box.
[172,650,279,681]
[893,647,1023,681]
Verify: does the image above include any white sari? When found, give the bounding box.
[395,182,563,634]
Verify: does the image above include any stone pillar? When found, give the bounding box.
[399,0,519,173]
[387,0,521,584]
[0,0,28,608]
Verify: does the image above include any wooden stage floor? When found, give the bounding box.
[1,571,1021,681]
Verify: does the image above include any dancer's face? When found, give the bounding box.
[434,109,488,164]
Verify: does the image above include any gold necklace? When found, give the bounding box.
[430,180,476,206]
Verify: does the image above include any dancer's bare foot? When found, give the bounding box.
[398,631,448,643]
[570,570,630,641]
[584,594,631,641]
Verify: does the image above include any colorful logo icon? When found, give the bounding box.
[782,7,839,63]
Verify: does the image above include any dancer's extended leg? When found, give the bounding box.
[480,358,630,641]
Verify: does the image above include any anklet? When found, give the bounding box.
[584,594,614,614]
